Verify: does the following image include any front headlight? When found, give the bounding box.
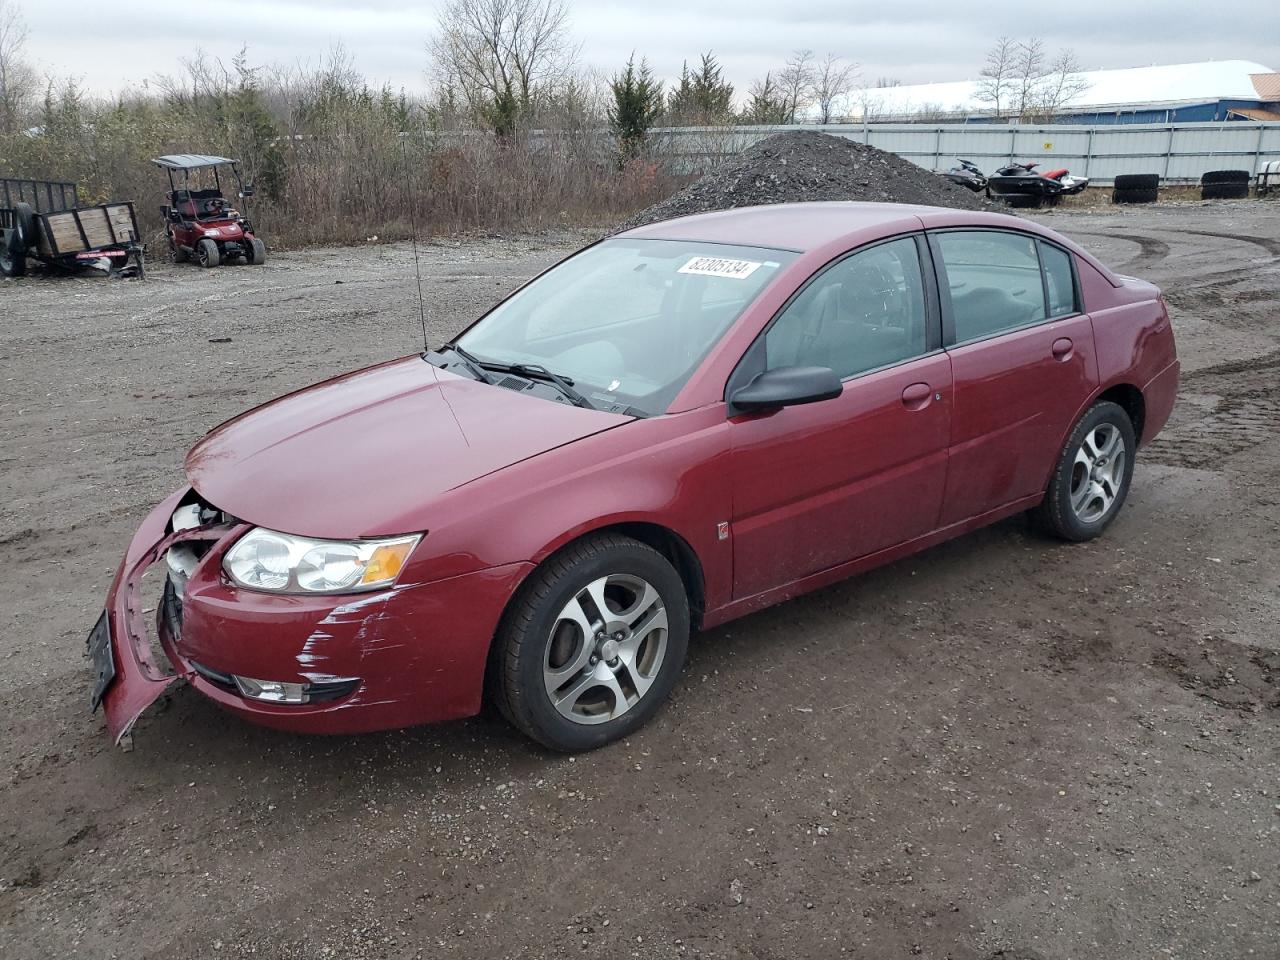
[223,528,421,594]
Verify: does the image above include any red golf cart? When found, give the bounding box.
[154,155,266,268]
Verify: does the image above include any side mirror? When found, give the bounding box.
[239,184,255,199]
[729,365,843,415]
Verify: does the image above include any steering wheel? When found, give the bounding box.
[202,197,226,217]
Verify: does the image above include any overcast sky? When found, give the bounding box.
[20,0,1278,98]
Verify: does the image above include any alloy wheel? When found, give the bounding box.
[543,574,668,725]
[1069,422,1127,523]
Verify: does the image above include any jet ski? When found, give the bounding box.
[939,158,988,193]
[987,161,1066,200]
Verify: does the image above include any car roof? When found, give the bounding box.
[152,154,238,170]
[617,201,1031,253]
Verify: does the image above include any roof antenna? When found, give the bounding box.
[400,133,429,352]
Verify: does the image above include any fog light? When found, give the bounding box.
[233,675,308,703]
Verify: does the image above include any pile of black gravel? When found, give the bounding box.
[617,130,991,232]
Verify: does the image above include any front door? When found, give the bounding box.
[727,235,952,601]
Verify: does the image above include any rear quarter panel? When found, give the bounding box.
[1080,260,1179,444]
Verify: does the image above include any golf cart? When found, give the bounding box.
[154,155,266,267]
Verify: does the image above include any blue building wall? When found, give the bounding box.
[962,99,1274,125]
[1060,99,1270,124]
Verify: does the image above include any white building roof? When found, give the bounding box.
[840,59,1276,120]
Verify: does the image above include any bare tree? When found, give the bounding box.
[811,53,858,124]
[428,0,577,132]
[776,48,815,123]
[1011,37,1047,121]
[0,0,36,134]
[975,36,1015,119]
[1034,48,1090,120]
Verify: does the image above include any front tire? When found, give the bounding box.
[1036,401,1136,541]
[491,533,690,752]
[196,238,220,268]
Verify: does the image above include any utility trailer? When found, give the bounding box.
[1,178,145,278]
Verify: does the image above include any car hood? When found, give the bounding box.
[186,356,631,539]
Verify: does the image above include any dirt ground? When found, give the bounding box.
[2,202,1278,960]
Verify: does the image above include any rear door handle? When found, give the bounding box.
[1051,337,1074,360]
[901,382,932,410]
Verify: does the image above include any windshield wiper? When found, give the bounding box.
[439,342,493,384]
[438,345,595,410]
[486,361,596,410]
[508,363,596,410]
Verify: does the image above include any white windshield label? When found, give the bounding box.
[678,256,763,279]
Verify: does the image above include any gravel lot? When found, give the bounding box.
[2,203,1278,960]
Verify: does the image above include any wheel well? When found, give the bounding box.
[480,522,707,707]
[605,522,706,631]
[1097,383,1146,444]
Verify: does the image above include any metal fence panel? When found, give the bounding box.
[651,121,1280,184]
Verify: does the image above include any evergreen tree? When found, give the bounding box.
[742,71,787,124]
[667,51,733,125]
[609,54,663,159]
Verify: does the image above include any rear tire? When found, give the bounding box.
[169,232,188,263]
[245,236,267,265]
[1005,194,1042,209]
[491,533,690,752]
[1035,401,1136,542]
[196,238,220,268]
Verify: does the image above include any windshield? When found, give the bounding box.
[456,238,797,415]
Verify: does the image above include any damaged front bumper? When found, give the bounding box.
[92,488,532,746]
[90,488,231,745]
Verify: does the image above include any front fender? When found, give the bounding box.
[403,405,735,614]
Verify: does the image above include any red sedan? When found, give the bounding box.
[91,202,1179,751]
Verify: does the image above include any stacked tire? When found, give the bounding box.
[1201,170,1250,200]
[1113,174,1159,205]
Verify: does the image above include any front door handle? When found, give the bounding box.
[901,382,933,410]
[1051,337,1074,361]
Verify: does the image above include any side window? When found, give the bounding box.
[764,237,928,380]
[937,231,1047,343]
[1039,242,1079,318]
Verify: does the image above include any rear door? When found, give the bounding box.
[930,229,1098,525]
[727,234,952,600]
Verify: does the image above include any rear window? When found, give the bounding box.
[936,231,1047,342]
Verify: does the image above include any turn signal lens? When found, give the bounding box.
[362,540,416,585]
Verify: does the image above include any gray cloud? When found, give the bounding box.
[21,0,1278,98]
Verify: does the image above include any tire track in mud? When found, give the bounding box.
[1072,231,1170,272]
[1143,351,1280,470]
[1180,230,1280,258]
